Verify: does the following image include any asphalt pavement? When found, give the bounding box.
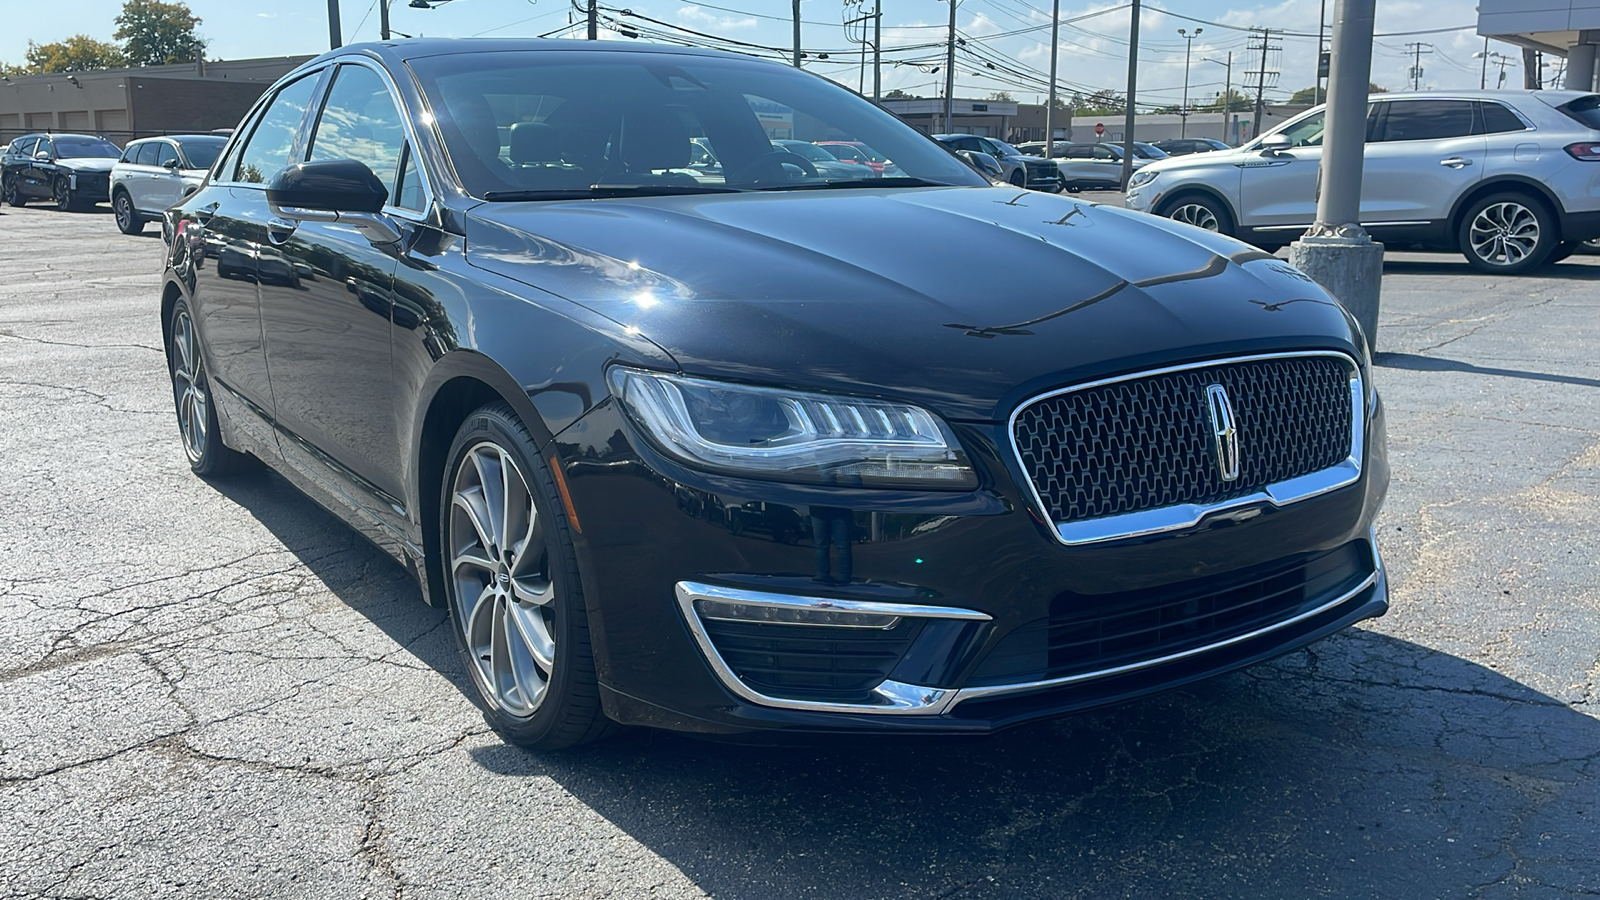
[1,202,1597,899]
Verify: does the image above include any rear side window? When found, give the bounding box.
[1558,94,1600,129]
[1478,102,1527,134]
[234,73,321,184]
[135,142,161,166]
[1374,100,1475,142]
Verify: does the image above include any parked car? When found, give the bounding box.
[1053,141,1151,191]
[932,134,1061,191]
[1151,137,1232,156]
[770,139,877,180]
[163,38,1387,750]
[1,133,120,210]
[111,135,228,235]
[1125,90,1600,273]
[813,139,898,176]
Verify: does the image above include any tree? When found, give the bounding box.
[18,36,127,73]
[1071,89,1125,116]
[986,91,1014,102]
[114,0,204,66]
[1201,89,1252,113]
[1288,82,1388,105]
[884,88,920,99]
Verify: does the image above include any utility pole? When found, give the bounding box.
[793,0,802,67]
[587,0,598,40]
[944,0,958,132]
[1178,27,1201,138]
[1522,47,1540,88]
[1247,27,1278,142]
[1314,0,1327,104]
[1044,0,1060,152]
[1287,0,1382,353]
[873,0,882,102]
[379,0,390,40]
[327,0,343,49]
[1406,42,1433,90]
[1204,52,1232,144]
[1479,36,1489,89]
[1118,0,1140,189]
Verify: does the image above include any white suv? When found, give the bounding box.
[1124,90,1600,273]
[109,135,227,237]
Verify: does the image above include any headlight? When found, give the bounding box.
[607,367,977,489]
[1128,169,1159,188]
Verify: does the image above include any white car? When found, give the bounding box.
[110,135,228,236]
[1124,90,1600,273]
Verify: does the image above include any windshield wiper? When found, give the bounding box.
[483,184,745,201]
[750,177,958,191]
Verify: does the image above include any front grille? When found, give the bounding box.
[968,539,1373,686]
[1013,355,1354,526]
[700,618,923,702]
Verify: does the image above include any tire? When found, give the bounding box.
[440,403,613,751]
[1,175,25,207]
[52,178,75,212]
[1008,170,1026,188]
[113,190,145,235]
[167,298,254,476]
[1458,192,1557,274]
[1161,192,1235,236]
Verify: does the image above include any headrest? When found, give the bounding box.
[620,108,690,171]
[510,122,562,165]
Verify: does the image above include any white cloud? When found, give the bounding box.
[677,6,758,31]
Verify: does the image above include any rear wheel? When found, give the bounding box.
[1459,192,1557,274]
[1162,193,1235,236]
[168,299,253,476]
[1,175,24,207]
[441,404,613,750]
[113,191,145,235]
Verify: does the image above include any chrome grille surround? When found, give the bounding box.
[1008,351,1365,546]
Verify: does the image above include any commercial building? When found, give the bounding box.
[0,56,310,147]
[882,97,1299,146]
[1478,0,1600,91]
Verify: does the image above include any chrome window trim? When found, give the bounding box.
[947,535,1385,707]
[1007,350,1365,547]
[675,581,989,716]
[210,66,329,188]
[1478,99,1536,134]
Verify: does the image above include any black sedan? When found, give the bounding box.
[2,133,121,210]
[161,39,1388,750]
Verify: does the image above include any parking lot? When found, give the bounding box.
[1,202,1598,899]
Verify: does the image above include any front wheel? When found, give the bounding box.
[1162,193,1235,236]
[113,191,145,235]
[52,178,75,212]
[1008,170,1026,188]
[441,404,613,750]
[1459,193,1557,274]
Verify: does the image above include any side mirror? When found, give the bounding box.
[1259,133,1292,155]
[956,149,1004,179]
[266,159,402,247]
[34,150,51,161]
[163,158,182,170]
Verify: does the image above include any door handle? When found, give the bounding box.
[193,202,219,225]
[266,217,298,245]
[1440,157,1473,168]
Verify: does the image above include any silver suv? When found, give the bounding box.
[109,135,227,236]
[1124,90,1600,273]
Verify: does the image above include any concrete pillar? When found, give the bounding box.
[1566,43,1597,92]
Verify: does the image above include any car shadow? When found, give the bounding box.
[209,467,1600,898]
[1383,256,1600,279]
[1376,351,1600,389]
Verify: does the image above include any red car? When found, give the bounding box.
[814,140,895,175]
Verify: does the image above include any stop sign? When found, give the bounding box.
[1095,122,1105,136]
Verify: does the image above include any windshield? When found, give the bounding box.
[176,137,226,169]
[53,137,120,159]
[406,50,982,198]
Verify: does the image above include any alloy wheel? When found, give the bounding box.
[169,308,210,462]
[449,442,556,718]
[115,195,134,231]
[1468,201,1540,267]
[1170,202,1220,232]
[53,179,71,211]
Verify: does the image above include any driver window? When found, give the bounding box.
[155,143,180,168]
[1279,111,1326,147]
[308,65,408,202]
[1092,145,1116,160]
[36,139,53,158]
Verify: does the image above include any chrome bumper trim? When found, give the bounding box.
[675,581,988,716]
[1007,351,1365,547]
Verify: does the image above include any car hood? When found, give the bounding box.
[1140,146,1260,175]
[464,186,1362,421]
[58,158,117,173]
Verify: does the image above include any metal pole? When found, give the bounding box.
[1118,0,1139,189]
[1314,0,1327,104]
[1480,37,1489,89]
[1180,31,1193,139]
[944,0,957,132]
[1045,0,1059,152]
[379,0,390,40]
[1223,52,1232,143]
[793,0,802,67]
[587,0,598,40]
[1252,28,1269,143]
[873,0,882,103]
[328,0,343,49]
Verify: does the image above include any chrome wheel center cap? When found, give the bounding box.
[497,569,511,589]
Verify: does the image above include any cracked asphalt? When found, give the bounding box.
[1,203,1597,900]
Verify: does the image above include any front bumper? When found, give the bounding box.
[554,390,1389,736]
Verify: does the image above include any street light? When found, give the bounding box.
[1177,27,1203,138]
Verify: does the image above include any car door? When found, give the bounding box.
[257,61,411,520]
[189,68,328,454]
[1360,98,1485,226]
[1088,143,1123,185]
[4,137,36,194]
[25,137,55,198]
[147,141,186,212]
[1236,110,1328,229]
[127,141,162,212]
[1056,144,1095,185]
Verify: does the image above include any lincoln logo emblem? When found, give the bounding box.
[1206,384,1241,482]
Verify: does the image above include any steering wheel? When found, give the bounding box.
[727,150,819,185]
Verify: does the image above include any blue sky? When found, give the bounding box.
[4,0,1520,105]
